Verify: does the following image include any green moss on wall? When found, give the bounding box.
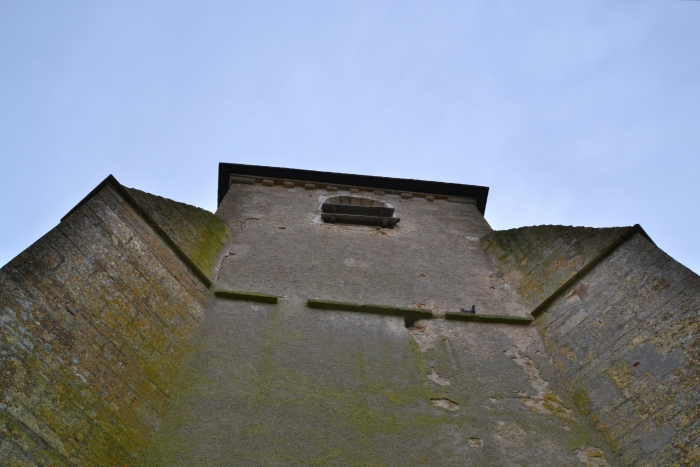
[0,183,213,467]
[480,225,629,310]
[125,187,230,281]
[571,387,592,415]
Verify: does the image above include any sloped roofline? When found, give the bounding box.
[530,224,654,317]
[61,174,213,287]
[218,163,490,215]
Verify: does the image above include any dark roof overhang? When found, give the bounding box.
[218,163,490,215]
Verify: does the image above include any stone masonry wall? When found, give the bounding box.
[213,182,519,316]
[480,225,629,310]
[535,233,700,466]
[0,181,219,466]
[484,225,700,465]
[145,182,620,466]
[125,188,230,281]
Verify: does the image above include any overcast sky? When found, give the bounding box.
[1,1,699,273]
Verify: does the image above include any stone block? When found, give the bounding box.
[624,343,685,380]
[641,423,676,454]
[229,175,255,185]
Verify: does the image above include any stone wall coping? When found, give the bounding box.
[61,174,214,288]
[530,224,654,318]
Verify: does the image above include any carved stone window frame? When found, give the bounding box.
[321,196,400,228]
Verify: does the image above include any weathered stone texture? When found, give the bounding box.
[481,225,629,310]
[5,172,695,466]
[0,183,211,466]
[150,299,614,466]
[125,187,230,280]
[146,184,618,466]
[214,183,526,316]
[533,233,700,465]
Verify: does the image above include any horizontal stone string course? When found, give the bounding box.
[307,299,433,319]
[214,289,279,304]
[307,299,531,324]
[306,299,361,311]
[444,312,533,325]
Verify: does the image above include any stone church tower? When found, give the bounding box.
[0,163,697,466]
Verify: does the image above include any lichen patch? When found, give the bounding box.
[505,347,576,421]
[573,446,609,466]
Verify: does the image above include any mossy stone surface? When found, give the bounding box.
[126,187,230,281]
[147,184,618,466]
[149,300,612,466]
[0,184,210,466]
[480,225,629,311]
